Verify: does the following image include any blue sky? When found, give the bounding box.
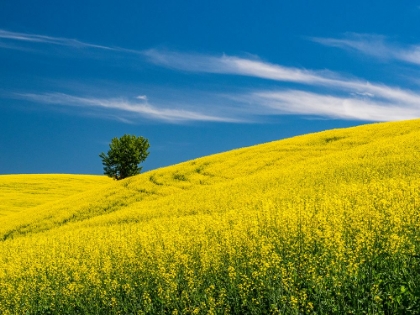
[1,1,420,174]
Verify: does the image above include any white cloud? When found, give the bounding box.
[247,90,420,121]
[144,49,420,107]
[11,85,420,125]
[15,92,241,123]
[143,49,335,84]
[312,33,420,66]
[311,34,391,59]
[13,48,420,124]
[0,29,116,51]
[3,29,420,124]
[398,46,420,65]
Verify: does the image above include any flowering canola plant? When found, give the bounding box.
[0,119,419,314]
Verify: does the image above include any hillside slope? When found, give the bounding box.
[0,119,419,239]
[0,174,111,216]
[0,119,419,314]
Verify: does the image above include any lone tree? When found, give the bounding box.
[99,134,150,180]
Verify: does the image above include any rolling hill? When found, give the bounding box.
[0,174,111,216]
[0,119,419,314]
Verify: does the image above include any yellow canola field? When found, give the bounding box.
[0,119,420,314]
[0,174,111,216]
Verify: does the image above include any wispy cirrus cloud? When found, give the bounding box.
[15,86,420,124]
[244,89,420,122]
[14,92,241,123]
[144,49,420,106]
[12,49,420,123]
[3,28,420,123]
[4,29,419,106]
[311,33,420,66]
[0,29,117,51]
[144,49,420,121]
[143,49,338,84]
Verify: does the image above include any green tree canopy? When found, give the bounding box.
[99,135,150,180]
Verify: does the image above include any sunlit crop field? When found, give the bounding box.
[0,174,111,216]
[0,119,419,314]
